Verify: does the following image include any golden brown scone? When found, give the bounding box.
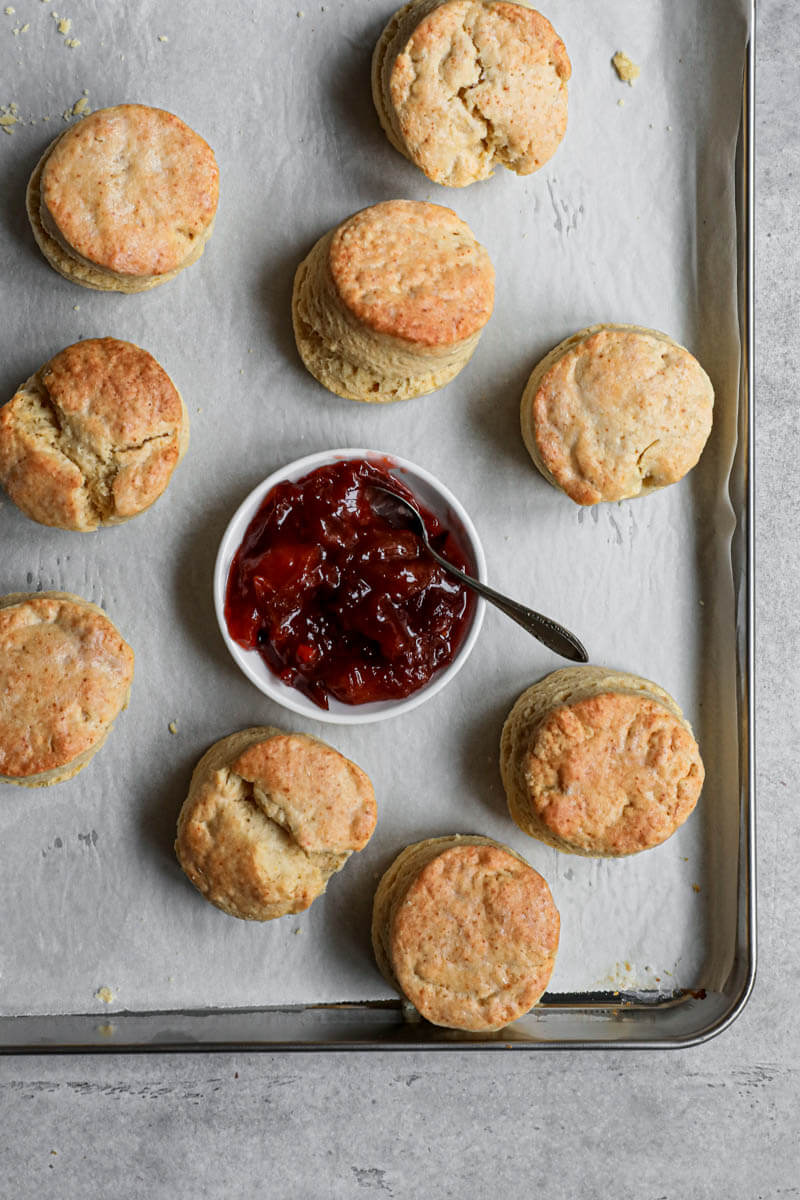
[0,591,134,787]
[0,339,189,531]
[292,199,494,402]
[27,104,219,292]
[520,323,715,505]
[372,835,559,1031]
[175,728,377,921]
[500,666,705,857]
[372,0,571,187]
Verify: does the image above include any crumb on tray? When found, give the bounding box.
[612,50,640,86]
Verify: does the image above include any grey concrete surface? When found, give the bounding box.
[0,1,796,1196]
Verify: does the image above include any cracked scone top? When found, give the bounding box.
[0,338,189,531]
[500,667,705,857]
[292,199,494,402]
[0,591,134,787]
[520,324,715,505]
[372,835,560,1031]
[372,0,571,187]
[27,104,219,292]
[175,728,377,921]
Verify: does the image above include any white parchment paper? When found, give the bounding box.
[0,0,750,1016]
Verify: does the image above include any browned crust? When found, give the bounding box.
[328,200,494,346]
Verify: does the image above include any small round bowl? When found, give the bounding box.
[213,448,487,725]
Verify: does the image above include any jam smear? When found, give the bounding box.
[225,458,474,708]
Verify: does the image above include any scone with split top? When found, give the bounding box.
[0,338,188,531]
[176,727,377,921]
[372,0,570,187]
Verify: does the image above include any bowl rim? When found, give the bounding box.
[213,447,487,725]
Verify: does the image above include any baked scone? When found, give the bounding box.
[372,0,571,187]
[372,835,559,1031]
[175,728,377,921]
[27,104,219,292]
[0,591,134,787]
[292,199,494,402]
[520,323,715,505]
[0,338,189,531]
[500,666,705,857]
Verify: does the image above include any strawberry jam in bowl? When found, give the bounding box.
[214,450,486,724]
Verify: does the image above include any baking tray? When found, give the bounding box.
[0,0,754,1051]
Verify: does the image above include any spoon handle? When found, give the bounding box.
[427,546,589,663]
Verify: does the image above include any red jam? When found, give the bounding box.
[224,458,474,708]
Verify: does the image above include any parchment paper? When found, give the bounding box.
[0,0,750,1016]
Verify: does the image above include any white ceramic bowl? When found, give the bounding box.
[214,448,486,725]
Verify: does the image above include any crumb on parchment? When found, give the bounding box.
[612,50,640,85]
[95,986,113,1004]
[168,721,178,735]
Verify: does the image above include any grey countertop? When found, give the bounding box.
[0,0,795,1195]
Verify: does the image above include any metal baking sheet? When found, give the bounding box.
[0,0,753,1050]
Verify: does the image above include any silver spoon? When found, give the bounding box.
[369,485,588,663]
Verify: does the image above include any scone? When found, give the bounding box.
[27,104,219,292]
[292,199,494,402]
[175,728,377,921]
[0,338,189,531]
[520,323,715,505]
[372,0,571,187]
[0,591,134,787]
[372,835,559,1031]
[500,666,705,857]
